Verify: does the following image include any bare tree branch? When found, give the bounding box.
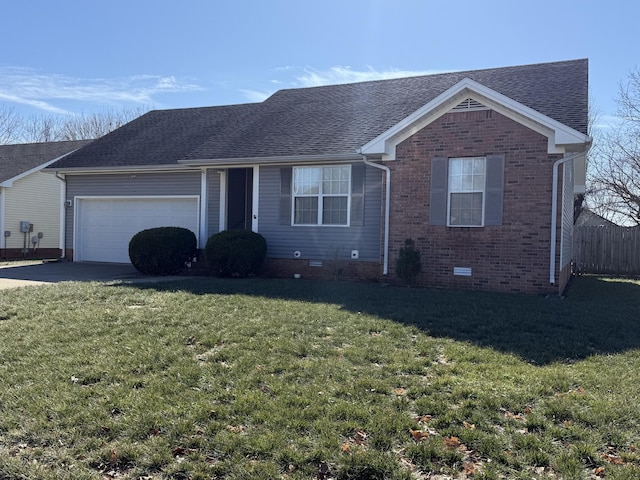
[0,104,21,144]
[589,68,640,226]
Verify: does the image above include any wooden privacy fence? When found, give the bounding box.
[574,226,640,276]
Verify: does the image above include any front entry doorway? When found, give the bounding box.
[226,168,253,230]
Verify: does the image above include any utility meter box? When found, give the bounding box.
[20,221,33,233]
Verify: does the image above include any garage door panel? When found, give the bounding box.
[76,197,199,263]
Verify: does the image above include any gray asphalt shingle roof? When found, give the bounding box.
[50,59,588,169]
[0,140,91,182]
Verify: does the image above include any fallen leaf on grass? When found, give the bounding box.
[409,429,430,442]
[443,436,462,449]
[593,466,606,477]
[463,461,480,475]
[601,452,624,465]
[500,408,526,421]
[340,442,351,453]
[414,414,432,424]
[353,429,367,445]
[225,424,244,433]
[394,388,406,396]
[463,421,476,430]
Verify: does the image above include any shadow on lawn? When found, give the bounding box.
[120,275,640,366]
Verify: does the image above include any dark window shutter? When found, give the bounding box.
[280,167,292,225]
[484,154,505,226]
[429,157,448,225]
[350,164,365,226]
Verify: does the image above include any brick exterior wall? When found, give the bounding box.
[387,109,564,295]
[1,248,62,260]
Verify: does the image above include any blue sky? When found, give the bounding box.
[1,0,637,129]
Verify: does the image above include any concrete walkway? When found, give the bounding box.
[0,261,190,290]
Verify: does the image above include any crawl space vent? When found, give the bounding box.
[453,267,472,277]
[309,260,323,268]
[450,98,489,112]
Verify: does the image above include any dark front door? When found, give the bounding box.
[227,168,253,230]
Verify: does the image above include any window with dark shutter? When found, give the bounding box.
[429,155,504,227]
[281,164,364,226]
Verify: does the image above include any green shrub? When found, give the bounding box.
[205,230,267,277]
[128,227,197,275]
[395,238,422,285]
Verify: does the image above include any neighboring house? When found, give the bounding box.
[575,208,617,227]
[0,140,91,259]
[47,59,591,294]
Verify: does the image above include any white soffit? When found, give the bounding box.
[359,78,591,159]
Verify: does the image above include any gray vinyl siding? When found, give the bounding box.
[206,170,221,238]
[258,164,382,262]
[64,171,201,250]
[560,159,574,268]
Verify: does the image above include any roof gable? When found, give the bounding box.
[0,140,91,185]
[359,77,591,159]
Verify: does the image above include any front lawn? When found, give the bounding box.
[0,276,639,479]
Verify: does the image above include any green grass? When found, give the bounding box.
[0,275,639,479]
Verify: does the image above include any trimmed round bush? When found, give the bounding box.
[129,226,197,275]
[205,230,267,277]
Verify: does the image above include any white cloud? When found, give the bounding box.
[239,65,451,103]
[294,66,449,88]
[239,89,273,103]
[0,66,202,114]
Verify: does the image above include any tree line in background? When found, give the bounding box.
[0,105,148,144]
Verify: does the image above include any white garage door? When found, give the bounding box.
[75,197,199,263]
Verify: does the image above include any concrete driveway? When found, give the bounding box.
[0,261,186,289]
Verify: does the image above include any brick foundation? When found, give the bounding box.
[1,248,62,260]
[261,258,382,282]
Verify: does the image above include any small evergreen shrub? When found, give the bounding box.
[395,238,422,286]
[128,227,196,275]
[205,230,267,277]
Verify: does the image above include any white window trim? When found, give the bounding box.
[447,157,486,227]
[292,165,352,227]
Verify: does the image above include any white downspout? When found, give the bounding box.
[199,169,208,248]
[549,150,587,285]
[360,154,390,276]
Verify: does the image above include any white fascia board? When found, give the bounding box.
[359,78,591,159]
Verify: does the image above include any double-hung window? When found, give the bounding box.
[293,165,350,225]
[448,157,486,226]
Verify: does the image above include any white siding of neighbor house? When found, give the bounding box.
[257,164,383,262]
[3,171,62,250]
[64,172,202,250]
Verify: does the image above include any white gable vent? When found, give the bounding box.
[450,98,489,112]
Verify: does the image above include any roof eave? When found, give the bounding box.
[178,153,363,167]
[47,164,200,175]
